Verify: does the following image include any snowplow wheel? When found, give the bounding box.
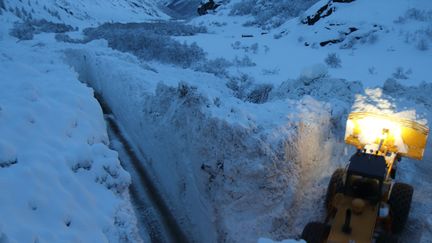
[325,168,345,212]
[301,222,329,243]
[389,182,414,233]
[376,232,399,243]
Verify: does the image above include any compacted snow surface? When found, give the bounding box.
[1,0,432,242]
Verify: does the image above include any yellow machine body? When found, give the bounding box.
[327,194,378,243]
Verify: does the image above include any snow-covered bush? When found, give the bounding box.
[55,33,84,43]
[246,84,273,104]
[195,57,232,76]
[233,55,256,67]
[87,22,206,37]
[392,67,411,80]
[395,8,432,24]
[324,53,341,68]
[225,73,272,103]
[31,19,74,33]
[226,73,254,99]
[84,24,206,67]
[382,78,404,93]
[250,43,259,54]
[230,0,254,16]
[230,0,318,29]
[0,0,5,14]
[10,19,73,40]
[9,21,34,40]
[395,8,432,50]
[417,38,429,51]
[231,41,259,53]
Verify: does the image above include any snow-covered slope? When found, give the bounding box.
[185,0,431,88]
[2,0,168,27]
[1,0,432,242]
[0,13,143,243]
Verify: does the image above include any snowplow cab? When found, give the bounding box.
[344,112,429,160]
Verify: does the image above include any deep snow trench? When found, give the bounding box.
[63,46,347,242]
[62,41,432,243]
[104,101,190,243]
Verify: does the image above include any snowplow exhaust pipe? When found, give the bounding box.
[342,209,352,234]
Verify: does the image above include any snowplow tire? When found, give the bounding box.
[301,222,329,243]
[389,182,413,233]
[376,232,399,243]
[325,168,345,212]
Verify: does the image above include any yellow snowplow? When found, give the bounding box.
[301,111,429,243]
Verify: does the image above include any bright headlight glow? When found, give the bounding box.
[356,116,402,144]
[345,112,429,159]
[345,113,408,154]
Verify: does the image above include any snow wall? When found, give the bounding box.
[64,46,341,242]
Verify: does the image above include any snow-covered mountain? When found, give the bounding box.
[2,0,168,27]
[161,0,202,18]
[1,0,432,242]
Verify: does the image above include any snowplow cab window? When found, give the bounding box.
[346,175,381,203]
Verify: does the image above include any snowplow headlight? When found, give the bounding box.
[346,116,401,145]
[345,112,429,160]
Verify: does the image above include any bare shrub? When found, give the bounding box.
[9,22,35,40]
[392,67,411,80]
[233,55,256,67]
[246,84,273,104]
[10,19,73,40]
[196,58,232,77]
[417,38,429,51]
[83,22,206,68]
[324,53,341,68]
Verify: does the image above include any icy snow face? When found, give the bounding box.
[0,19,140,242]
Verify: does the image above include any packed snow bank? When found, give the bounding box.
[64,44,340,242]
[0,17,142,242]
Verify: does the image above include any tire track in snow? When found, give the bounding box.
[96,93,190,243]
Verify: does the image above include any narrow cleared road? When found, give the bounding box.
[96,94,190,243]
